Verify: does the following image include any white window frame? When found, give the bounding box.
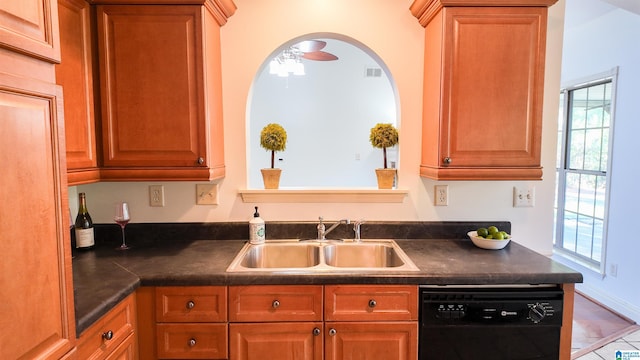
[554,67,618,275]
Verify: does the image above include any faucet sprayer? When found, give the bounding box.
[353,219,366,241]
[317,217,350,240]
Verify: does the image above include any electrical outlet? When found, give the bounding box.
[435,185,448,206]
[609,263,618,277]
[513,185,535,207]
[149,185,164,207]
[196,184,218,205]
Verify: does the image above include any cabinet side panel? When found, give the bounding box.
[0,75,74,359]
[421,9,445,170]
[57,0,98,172]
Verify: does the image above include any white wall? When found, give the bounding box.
[72,0,566,256]
[554,0,640,322]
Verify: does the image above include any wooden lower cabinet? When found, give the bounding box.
[138,285,418,360]
[150,286,228,359]
[107,333,137,360]
[76,293,137,360]
[325,322,417,360]
[324,285,418,360]
[229,285,418,360]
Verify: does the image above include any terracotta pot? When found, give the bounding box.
[375,168,396,189]
[261,168,282,189]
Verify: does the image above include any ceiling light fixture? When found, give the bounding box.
[269,47,305,77]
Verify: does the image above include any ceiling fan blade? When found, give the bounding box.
[295,40,326,52]
[302,51,339,61]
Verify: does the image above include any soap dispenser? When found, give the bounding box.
[249,206,265,244]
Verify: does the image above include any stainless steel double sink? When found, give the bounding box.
[226,239,420,273]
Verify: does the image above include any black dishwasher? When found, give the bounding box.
[419,285,563,360]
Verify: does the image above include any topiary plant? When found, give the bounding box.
[260,123,287,168]
[369,123,399,169]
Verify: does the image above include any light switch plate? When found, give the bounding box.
[196,184,218,205]
[513,185,535,207]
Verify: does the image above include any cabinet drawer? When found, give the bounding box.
[229,285,323,322]
[77,293,137,360]
[156,323,228,359]
[156,286,227,323]
[325,285,418,321]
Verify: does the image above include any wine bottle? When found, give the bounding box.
[75,192,95,250]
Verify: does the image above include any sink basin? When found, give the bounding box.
[323,243,404,268]
[240,243,320,268]
[226,239,419,273]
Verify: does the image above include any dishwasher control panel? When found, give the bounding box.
[421,286,564,326]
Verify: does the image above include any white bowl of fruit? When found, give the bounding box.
[467,226,511,250]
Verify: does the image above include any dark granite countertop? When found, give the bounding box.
[72,236,582,336]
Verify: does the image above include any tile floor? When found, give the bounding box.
[574,327,640,359]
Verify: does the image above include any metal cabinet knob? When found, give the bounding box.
[197,157,204,165]
[368,299,377,308]
[313,327,321,336]
[443,157,452,165]
[102,330,114,341]
[272,300,280,309]
[329,328,337,336]
[186,300,195,309]
[188,338,196,347]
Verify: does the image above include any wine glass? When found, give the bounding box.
[114,202,131,250]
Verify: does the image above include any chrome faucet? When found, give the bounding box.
[317,217,350,240]
[353,219,366,241]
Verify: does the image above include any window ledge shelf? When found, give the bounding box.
[238,188,409,203]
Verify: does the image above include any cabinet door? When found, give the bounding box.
[229,322,323,360]
[56,0,99,184]
[0,0,61,62]
[106,333,137,360]
[421,6,547,180]
[0,73,75,359]
[76,293,136,360]
[96,5,207,168]
[325,322,417,360]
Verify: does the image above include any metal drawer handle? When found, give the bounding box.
[197,157,204,165]
[102,330,114,341]
[443,157,452,165]
[272,300,280,309]
[186,300,195,309]
[368,299,377,308]
[329,328,337,336]
[313,327,321,336]
[189,338,197,347]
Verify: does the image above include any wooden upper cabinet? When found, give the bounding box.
[57,0,100,185]
[412,0,557,180]
[0,0,61,62]
[95,3,232,181]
